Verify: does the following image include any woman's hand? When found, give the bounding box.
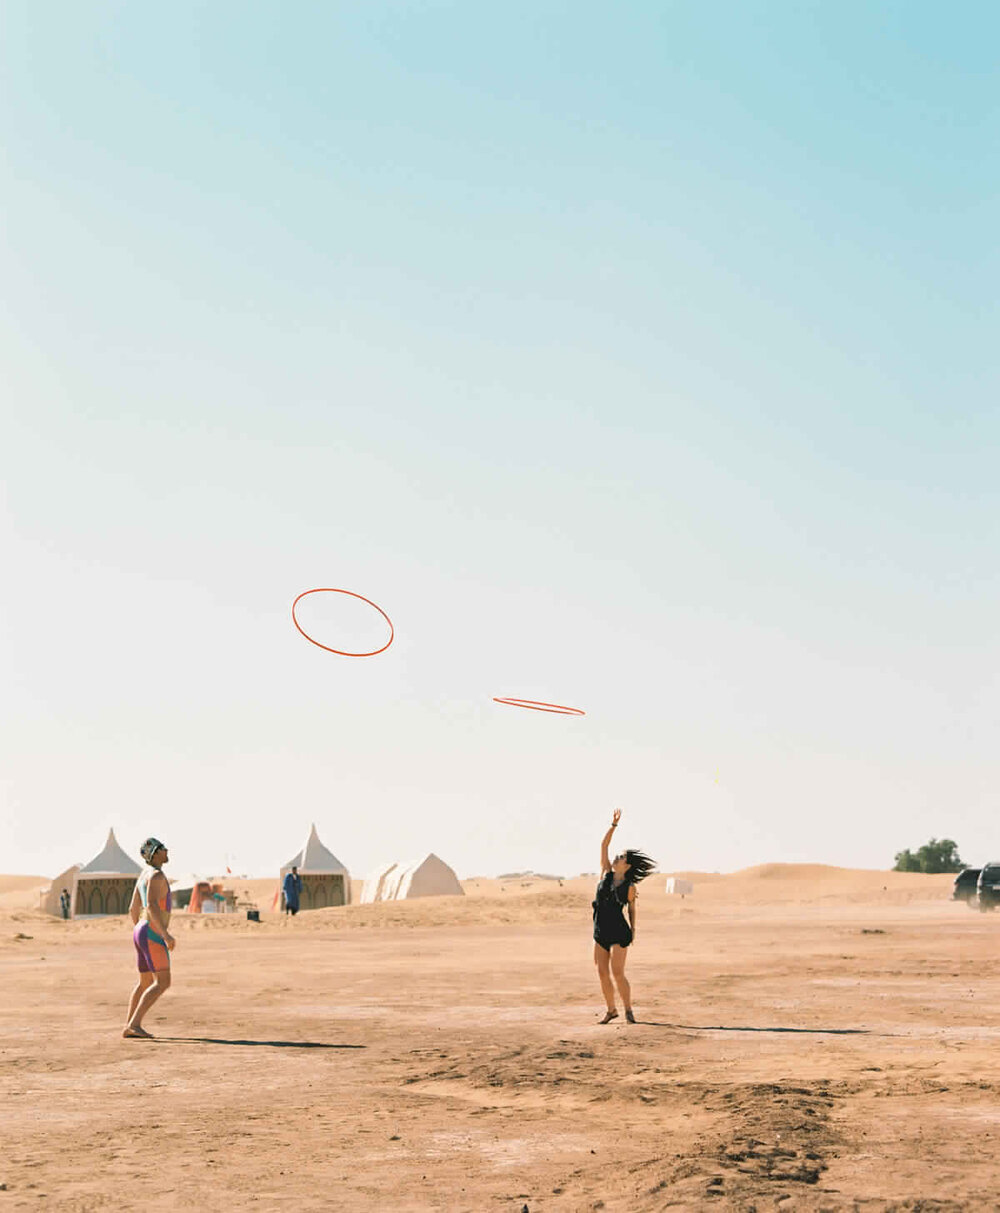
[611,808,622,829]
[165,933,176,952]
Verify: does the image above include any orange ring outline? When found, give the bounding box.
[291,588,394,657]
[493,697,585,716]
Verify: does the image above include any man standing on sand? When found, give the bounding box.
[123,838,175,1039]
[60,888,71,919]
[282,865,302,916]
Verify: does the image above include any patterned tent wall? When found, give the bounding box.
[74,876,136,916]
[299,873,347,909]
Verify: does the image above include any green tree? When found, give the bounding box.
[892,847,921,872]
[893,838,964,874]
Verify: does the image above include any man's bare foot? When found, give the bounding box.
[625,1009,636,1024]
[122,1025,153,1039]
[599,1009,618,1024]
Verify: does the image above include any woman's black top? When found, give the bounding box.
[592,871,632,950]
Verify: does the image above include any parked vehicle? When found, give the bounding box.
[952,867,982,907]
[977,863,1000,912]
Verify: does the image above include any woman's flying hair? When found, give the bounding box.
[624,849,657,885]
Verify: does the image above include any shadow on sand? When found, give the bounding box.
[637,1022,871,1035]
[157,1037,365,1049]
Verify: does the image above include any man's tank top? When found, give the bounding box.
[136,866,172,941]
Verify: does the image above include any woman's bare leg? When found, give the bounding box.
[594,942,616,1013]
[610,945,632,1016]
[126,970,171,1034]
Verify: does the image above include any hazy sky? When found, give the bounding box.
[2,2,997,881]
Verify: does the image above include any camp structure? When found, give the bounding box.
[74,829,142,915]
[40,864,83,918]
[361,853,463,902]
[40,829,141,918]
[169,874,234,914]
[359,860,398,904]
[279,823,351,910]
[665,877,694,897]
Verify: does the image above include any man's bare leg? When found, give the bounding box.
[125,971,171,1036]
[125,972,154,1030]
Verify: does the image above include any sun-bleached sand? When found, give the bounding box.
[2,865,998,1210]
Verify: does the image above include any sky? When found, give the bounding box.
[1,1,997,881]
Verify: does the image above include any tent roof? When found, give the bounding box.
[78,828,142,876]
[283,823,348,874]
[397,853,450,877]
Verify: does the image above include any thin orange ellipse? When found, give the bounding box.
[493,697,585,717]
[292,588,395,657]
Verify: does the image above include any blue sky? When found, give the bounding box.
[2,2,997,880]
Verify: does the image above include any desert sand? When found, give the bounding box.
[2,865,997,1211]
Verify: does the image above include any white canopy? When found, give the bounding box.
[283,823,349,875]
[78,828,141,875]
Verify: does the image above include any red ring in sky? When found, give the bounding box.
[492,697,586,716]
[291,588,394,657]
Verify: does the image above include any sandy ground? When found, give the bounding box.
[2,866,998,1211]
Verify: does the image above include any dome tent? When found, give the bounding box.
[279,823,351,910]
[365,853,464,901]
[360,860,398,904]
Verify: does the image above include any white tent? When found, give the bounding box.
[665,877,694,896]
[41,829,142,917]
[40,864,82,918]
[364,853,464,901]
[360,861,398,904]
[279,823,351,910]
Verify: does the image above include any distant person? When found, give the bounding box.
[283,865,302,916]
[123,837,175,1039]
[593,808,656,1024]
[59,888,71,919]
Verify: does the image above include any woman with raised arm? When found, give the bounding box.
[593,809,656,1024]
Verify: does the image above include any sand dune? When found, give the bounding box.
[0,875,48,911]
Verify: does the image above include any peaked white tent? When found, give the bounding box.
[363,853,464,902]
[279,823,351,910]
[41,829,142,917]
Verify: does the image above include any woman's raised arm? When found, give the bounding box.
[600,808,622,873]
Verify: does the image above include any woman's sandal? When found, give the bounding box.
[122,1025,153,1039]
[625,1009,636,1024]
[599,1009,619,1024]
